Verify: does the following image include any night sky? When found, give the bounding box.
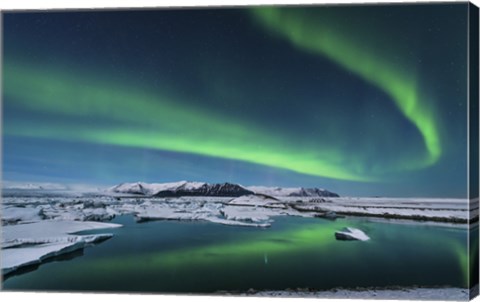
[2,3,470,197]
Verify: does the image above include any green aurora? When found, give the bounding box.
[5,60,373,182]
[252,7,441,169]
[2,26,441,183]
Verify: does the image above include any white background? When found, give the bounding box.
[0,1,479,302]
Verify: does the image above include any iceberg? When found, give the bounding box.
[334,227,370,241]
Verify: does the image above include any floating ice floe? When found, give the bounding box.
[2,220,122,276]
[334,227,370,241]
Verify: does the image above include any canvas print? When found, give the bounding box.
[1,2,479,300]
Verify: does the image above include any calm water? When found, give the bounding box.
[3,215,469,293]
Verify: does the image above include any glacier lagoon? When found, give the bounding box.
[2,215,471,294]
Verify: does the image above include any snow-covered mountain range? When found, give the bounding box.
[108,181,339,197]
[109,181,254,197]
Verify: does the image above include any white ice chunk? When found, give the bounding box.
[2,220,122,275]
[221,205,275,224]
[2,234,113,275]
[335,227,370,241]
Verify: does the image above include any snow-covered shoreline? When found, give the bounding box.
[1,191,475,279]
[2,194,474,226]
[282,196,475,224]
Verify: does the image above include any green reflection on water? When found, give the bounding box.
[87,218,468,287]
[3,216,469,292]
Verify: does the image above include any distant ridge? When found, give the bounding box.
[247,186,339,197]
[109,181,254,197]
[108,181,339,197]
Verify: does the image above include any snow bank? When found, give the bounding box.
[229,194,285,208]
[221,205,275,225]
[133,201,273,227]
[2,207,45,224]
[292,197,471,223]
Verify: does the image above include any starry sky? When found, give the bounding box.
[2,3,470,197]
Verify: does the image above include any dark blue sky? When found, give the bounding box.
[2,4,470,197]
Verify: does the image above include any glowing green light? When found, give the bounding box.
[4,60,372,182]
[85,220,468,289]
[251,7,442,168]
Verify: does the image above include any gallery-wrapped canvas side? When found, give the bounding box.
[469,2,479,300]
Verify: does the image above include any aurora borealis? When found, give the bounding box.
[2,3,470,196]
[252,7,442,168]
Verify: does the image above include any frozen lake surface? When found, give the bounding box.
[2,214,473,298]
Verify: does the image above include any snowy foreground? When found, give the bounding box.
[1,190,476,289]
[228,287,470,300]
